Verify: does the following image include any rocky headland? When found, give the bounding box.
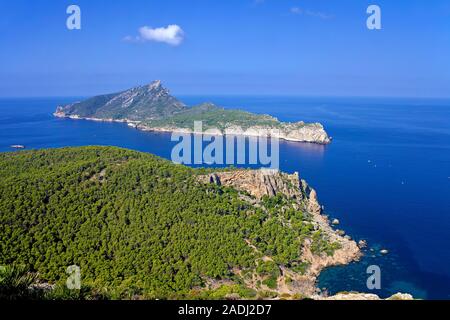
[199,169,361,298]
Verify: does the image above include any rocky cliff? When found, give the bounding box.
[199,170,304,200]
[199,169,361,298]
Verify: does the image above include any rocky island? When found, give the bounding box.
[54,81,331,144]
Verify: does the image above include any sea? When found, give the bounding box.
[0,96,449,299]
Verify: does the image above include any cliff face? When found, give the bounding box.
[277,124,330,144]
[136,123,331,144]
[199,169,361,297]
[199,170,304,200]
[223,124,331,145]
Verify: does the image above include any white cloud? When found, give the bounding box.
[122,35,135,42]
[305,10,333,19]
[290,7,303,15]
[290,7,333,19]
[125,24,185,46]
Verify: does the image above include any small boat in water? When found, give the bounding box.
[10,145,26,149]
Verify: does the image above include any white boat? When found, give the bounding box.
[10,145,26,149]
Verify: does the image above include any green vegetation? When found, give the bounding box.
[311,231,342,256]
[145,103,288,131]
[0,146,340,299]
[256,260,280,289]
[191,284,257,300]
[0,264,110,300]
[0,265,37,299]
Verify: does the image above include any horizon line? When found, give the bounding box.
[1,93,450,101]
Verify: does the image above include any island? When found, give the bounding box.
[54,81,331,145]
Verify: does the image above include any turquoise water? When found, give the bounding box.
[0,96,449,299]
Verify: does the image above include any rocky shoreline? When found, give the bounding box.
[53,111,331,145]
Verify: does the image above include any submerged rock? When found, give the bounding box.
[358,240,368,249]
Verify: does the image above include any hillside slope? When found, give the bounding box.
[0,147,356,299]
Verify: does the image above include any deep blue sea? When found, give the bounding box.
[0,96,449,299]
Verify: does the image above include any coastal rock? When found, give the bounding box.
[317,292,414,300]
[332,219,340,225]
[319,293,381,300]
[386,293,414,300]
[301,182,323,215]
[358,240,368,249]
[307,189,322,215]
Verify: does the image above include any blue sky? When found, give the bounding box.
[0,0,449,97]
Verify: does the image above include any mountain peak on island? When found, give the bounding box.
[148,79,162,90]
[139,80,172,99]
[55,80,186,121]
[144,80,166,95]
